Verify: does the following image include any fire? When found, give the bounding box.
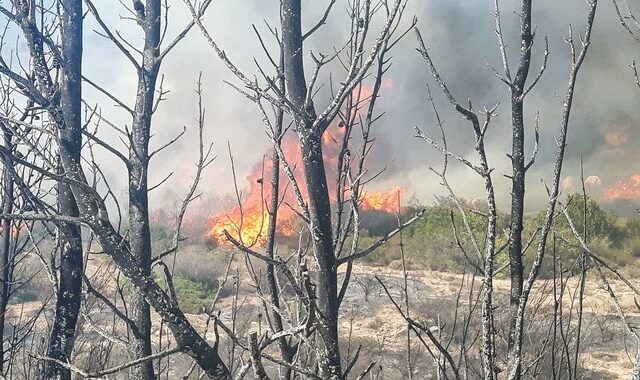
[209,184,404,247]
[360,187,403,212]
[208,81,402,248]
[208,151,405,247]
[603,174,640,201]
[207,161,292,247]
[0,224,23,237]
[209,205,296,247]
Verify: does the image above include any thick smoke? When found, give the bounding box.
[81,1,640,214]
[376,0,640,210]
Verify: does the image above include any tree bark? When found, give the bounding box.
[127,1,162,378]
[299,133,341,378]
[264,56,296,378]
[0,127,13,373]
[44,1,84,378]
[281,1,342,377]
[507,2,532,379]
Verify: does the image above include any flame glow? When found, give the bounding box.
[360,187,403,212]
[603,174,640,201]
[208,205,298,247]
[208,82,403,247]
[207,136,405,247]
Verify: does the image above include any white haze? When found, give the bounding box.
[76,0,640,215]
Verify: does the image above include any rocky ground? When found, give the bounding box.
[6,263,639,379]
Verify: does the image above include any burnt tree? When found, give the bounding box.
[0,0,232,378]
[44,0,84,378]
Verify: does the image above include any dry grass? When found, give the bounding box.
[5,256,640,378]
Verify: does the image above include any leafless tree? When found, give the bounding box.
[45,0,84,378]
[0,1,84,378]
[184,0,431,377]
[413,0,598,379]
[0,0,234,378]
[0,1,636,379]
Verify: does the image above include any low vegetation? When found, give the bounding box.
[358,195,640,278]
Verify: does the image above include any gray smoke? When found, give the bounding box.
[80,0,640,213]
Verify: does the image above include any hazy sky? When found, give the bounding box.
[76,0,640,213]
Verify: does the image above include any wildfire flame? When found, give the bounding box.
[208,187,403,247]
[209,205,297,247]
[207,142,404,247]
[360,187,403,211]
[208,81,402,248]
[603,174,640,201]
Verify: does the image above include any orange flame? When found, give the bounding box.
[207,131,302,247]
[603,174,640,201]
[360,187,403,212]
[209,205,297,247]
[0,224,22,237]
[208,82,402,247]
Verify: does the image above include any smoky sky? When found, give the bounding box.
[76,0,640,213]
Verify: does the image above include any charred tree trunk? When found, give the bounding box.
[1,1,232,378]
[127,1,161,378]
[0,127,13,373]
[299,133,341,377]
[54,179,231,378]
[265,141,296,379]
[281,0,342,377]
[128,95,156,380]
[265,56,297,378]
[44,1,84,378]
[507,1,532,378]
[50,111,231,378]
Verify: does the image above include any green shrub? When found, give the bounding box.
[9,255,54,303]
[356,195,640,277]
[533,194,624,246]
[625,236,640,258]
[592,236,635,268]
[10,284,41,303]
[171,275,218,314]
[154,246,232,313]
